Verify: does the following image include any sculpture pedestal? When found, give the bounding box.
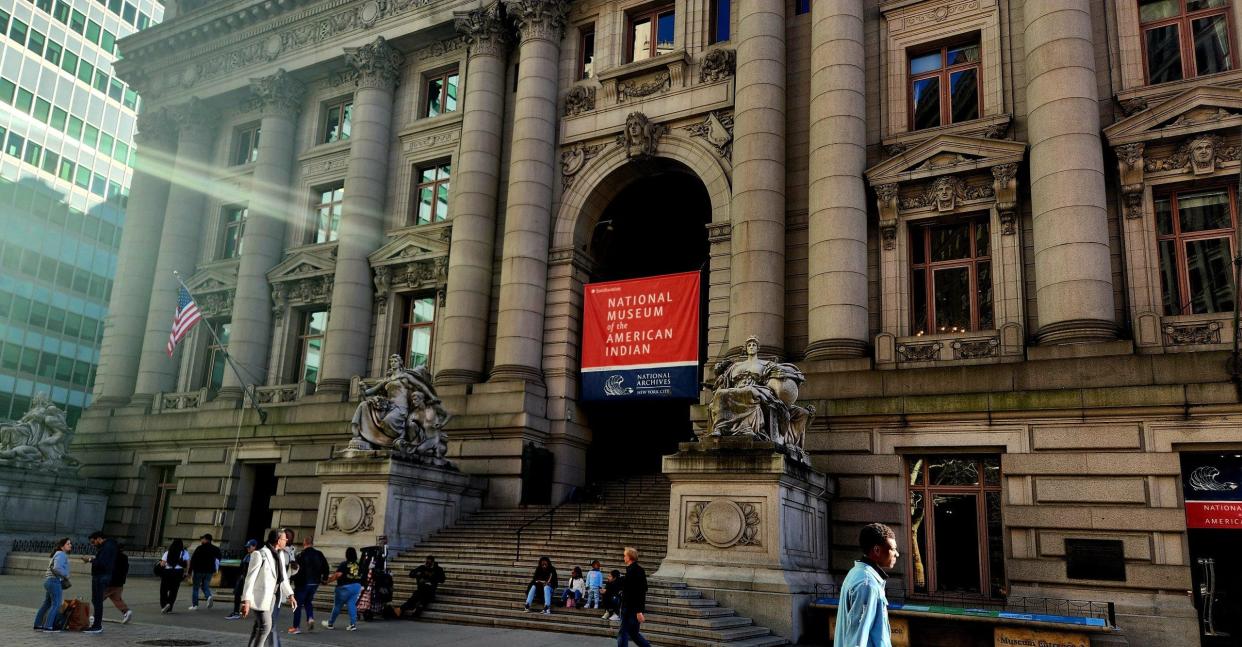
[0,464,107,568]
[313,450,484,560]
[656,438,834,643]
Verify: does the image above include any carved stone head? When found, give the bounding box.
[620,112,663,159]
[933,176,958,212]
[744,335,760,357]
[1191,136,1217,175]
[388,353,404,372]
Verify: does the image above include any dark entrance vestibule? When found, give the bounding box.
[582,163,711,482]
[1180,452,1242,646]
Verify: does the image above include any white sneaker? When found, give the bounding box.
[609,614,620,621]
[206,596,214,609]
[542,608,551,615]
[346,625,358,631]
[121,610,133,624]
[188,605,198,611]
[601,611,610,619]
[88,616,94,625]
[162,604,172,614]
[321,621,333,630]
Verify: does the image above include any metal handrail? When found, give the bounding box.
[513,494,582,562]
[813,583,1117,627]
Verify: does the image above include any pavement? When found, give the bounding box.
[0,573,615,646]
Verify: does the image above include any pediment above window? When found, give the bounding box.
[1105,85,1242,146]
[267,245,338,283]
[368,227,451,268]
[185,261,239,318]
[866,133,1026,186]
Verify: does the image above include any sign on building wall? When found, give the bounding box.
[1182,453,1242,529]
[993,627,1088,647]
[581,271,700,401]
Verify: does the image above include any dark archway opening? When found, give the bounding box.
[583,163,711,482]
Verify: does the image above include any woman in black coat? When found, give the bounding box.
[522,556,558,615]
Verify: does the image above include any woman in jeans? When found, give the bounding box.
[34,538,71,631]
[158,538,190,613]
[322,547,362,631]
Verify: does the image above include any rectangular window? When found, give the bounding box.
[23,141,42,166]
[910,215,993,335]
[232,124,260,165]
[28,29,46,56]
[108,78,124,101]
[0,8,8,33]
[86,20,101,44]
[423,70,459,118]
[37,0,53,12]
[400,294,435,369]
[69,9,85,33]
[1140,0,1233,84]
[51,107,67,130]
[219,206,247,259]
[709,0,731,44]
[15,88,34,113]
[98,132,114,156]
[1155,185,1237,316]
[9,18,28,45]
[54,1,70,23]
[412,162,451,225]
[114,140,128,163]
[77,60,94,85]
[310,183,344,243]
[794,0,811,15]
[44,40,61,65]
[83,124,99,147]
[74,165,90,189]
[90,173,106,197]
[122,87,138,110]
[579,25,596,80]
[907,455,1005,597]
[108,0,121,14]
[93,70,109,92]
[297,310,328,385]
[137,13,150,29]
[34,98,51,123]
[67,116,83,139]
[41,150,59,174]
[5,132,24,158]
[122,2,136,24]
[627,3,676,62]
[910,37,981,130]
[61,50,79,76]
[101,29,115,54]
[202,321,231,391]
[58,158,74,181]
[321,98,352,144]
[0,78,14,104]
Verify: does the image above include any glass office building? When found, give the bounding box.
[0,0,161,423]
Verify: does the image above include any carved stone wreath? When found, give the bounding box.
[618,71,672,102]
[563,85,596,117]
[951,337,999,359]
[326,494,376,534]
[686,499,761,548]
[1164,321,1222,345]
[699,48,736,83]
[896,341,943,362]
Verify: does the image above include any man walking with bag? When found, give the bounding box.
[242,529,296,647]
[82,531,117,634]
[616,547,651,647]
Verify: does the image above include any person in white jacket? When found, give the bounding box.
[242,529,297,647]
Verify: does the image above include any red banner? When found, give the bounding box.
[1185,501,1242,529]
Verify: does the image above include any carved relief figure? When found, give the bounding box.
[0,393,78,467]
[1190,135,1217,175]
[617,112,665,159]
[349,354,451,465]
[705,337,814,463]
[933,176,958,211]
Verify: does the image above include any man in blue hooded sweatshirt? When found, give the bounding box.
[834,523,899,647]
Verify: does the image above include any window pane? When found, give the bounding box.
[45,41,61,65]
[413,297,435,323]
[418,187,433,225]
[1146,25,1184,84]
[910,490,929,593]
[986,491,1005,597]
[324,106,340,143]
[656,11,675,55]
[1160,238,1183,316]
[910,51,941,75]
[931,222,971,261]
[947,44,980,66]
[580,29,595,79]
[934,267,970,332]
[302,338,322,384]
[975,219,990,257]
[445,74,458,112]
[308,311,328,335]
[436,182,450,221]
[983,457,1001,486]
[426,77,443,117]
[929,457,980,485]
[950,68,979,123]
[977,261,993,330]
[28,30,45,56]
[912,77,941,130]
[1178,190,1231,232]
[631,17,651,61]
[1139,0,1179,22]
[711,0,731,44]
[340,103,352,140]
[933,494,982,593]
[408,326,431,368]
[62,50,79,75]
[1186,237,1235,314]
[912,268,928,335]
[1193,15,1232,76]
[9,18,27,45]
[1188,0,1230,10]
[911,226,926,264]
[1155,196,1174,235]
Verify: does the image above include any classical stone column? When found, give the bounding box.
[727,0,787,357]
[318,37,404,394]
[489,0,568,383]
[219,70,306,399]
[1024,0,1116,343]
[92,108,177,406]
[435,5,509,386]
[805,0,867,360]
[133,98,218,401]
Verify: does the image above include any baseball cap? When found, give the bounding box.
[245,539,259,548]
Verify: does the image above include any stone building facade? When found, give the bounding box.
[75,0,1242,645]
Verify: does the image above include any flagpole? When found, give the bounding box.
[172,271,269,425]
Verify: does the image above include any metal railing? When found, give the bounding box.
[513,495,583,562]
[813,583,1116,627]
[10,538,248,560]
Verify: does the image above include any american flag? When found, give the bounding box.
[166,286,203,356]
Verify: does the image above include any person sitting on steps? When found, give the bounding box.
[522,556,558,615]
[561,566,586,608]
[394,556,445,619]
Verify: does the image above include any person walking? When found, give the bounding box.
[289,536,328,634]
[323,547,363,631]
[83,531,117,633]
[395,556,445,619]
[189,533,221,610]
[242,529,297,647]
[226,540,259,620]
[34,537,71,632]
[835,523,899,647]
[615,547,650,647]
[103,543,133,624]
[157,538,190,614]
[522,556,558,615]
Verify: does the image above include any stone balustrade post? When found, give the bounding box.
[435,5,509,386]
[805,0,868,360]
[219,70,306,399]
[133,98,218,401]
[489,0,568,383]
[317,37,404,394]
[92,107,177,406]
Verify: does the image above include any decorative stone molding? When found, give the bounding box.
[254,382,308,404]
[685,499,761,548]
[250,68,306,116]
[1145,134,1240,175]
[982,121,1010,139]
[683,111,734,159]
[454,3,508,58]
[596,50,689,106]
[706,223,732,243]
[563,85,596,117]
[875,183,899,222]
[326,494,376,534]
[156,389,208,412]
[171,97,218,139]
[1119,97,1148,117]
[951,336,999,360]
[345,36,404,91]
[135,107,178,146]
[505,0,569,43]
[896,341,943,363]
[411,36,467,64]
[197,289,236,318]
[991,163,1018,230]
[1164,321,1223,346]
[879,220,897,250]
[547,246,595,273]
[899,176,994,212]
[560,141,605,188]
[616,112,666,160]
[699,48,736,83]
[185,264,239,318]
[617,71,672,102]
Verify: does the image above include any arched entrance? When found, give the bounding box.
[582,159,711,480]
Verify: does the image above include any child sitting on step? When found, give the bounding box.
[561,566,586,607]
[601,569,623,621]
[585,560,604,609]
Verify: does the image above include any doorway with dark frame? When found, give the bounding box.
[1180,451,1242,646]
[227,462,278,546]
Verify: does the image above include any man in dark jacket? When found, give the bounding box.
[290,536,328,633]
[103,545,132,624]
[616,547,651,647]
[189,534,222,610]
[83,530,117,633]
[397,556,446,618]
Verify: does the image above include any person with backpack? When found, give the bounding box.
[34,537,71,632]
[83,531,117,633]
[189,533,221,610]
[288,535,328,634]
[157,538,190,613]
[103,544,132,624]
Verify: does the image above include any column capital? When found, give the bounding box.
[250,68,307,117]
[135,106,178,147]
[505,0,568,44]
[170,96,218,142]
[345,36,405,91]
[455,3,509,58]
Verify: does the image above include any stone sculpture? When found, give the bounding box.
[0,393,78,468]
[704,336,814,463]
[349,354,451,466]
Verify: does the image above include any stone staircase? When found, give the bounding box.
[318,474,788,646]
